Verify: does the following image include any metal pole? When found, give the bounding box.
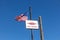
[29,6,34,40]
[38,16,44,40]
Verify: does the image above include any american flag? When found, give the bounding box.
[16,14,28,21]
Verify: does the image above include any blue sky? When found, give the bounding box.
[0,0,60,40]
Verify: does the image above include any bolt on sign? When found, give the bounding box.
[25,20,39,29]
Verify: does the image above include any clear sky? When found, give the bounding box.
[0,0,60,40]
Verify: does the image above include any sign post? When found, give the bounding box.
[29,6,34,40]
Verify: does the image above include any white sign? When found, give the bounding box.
[26,20,39,29]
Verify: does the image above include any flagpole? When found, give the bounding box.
[38,16,44,40]
[29,6,34,40]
